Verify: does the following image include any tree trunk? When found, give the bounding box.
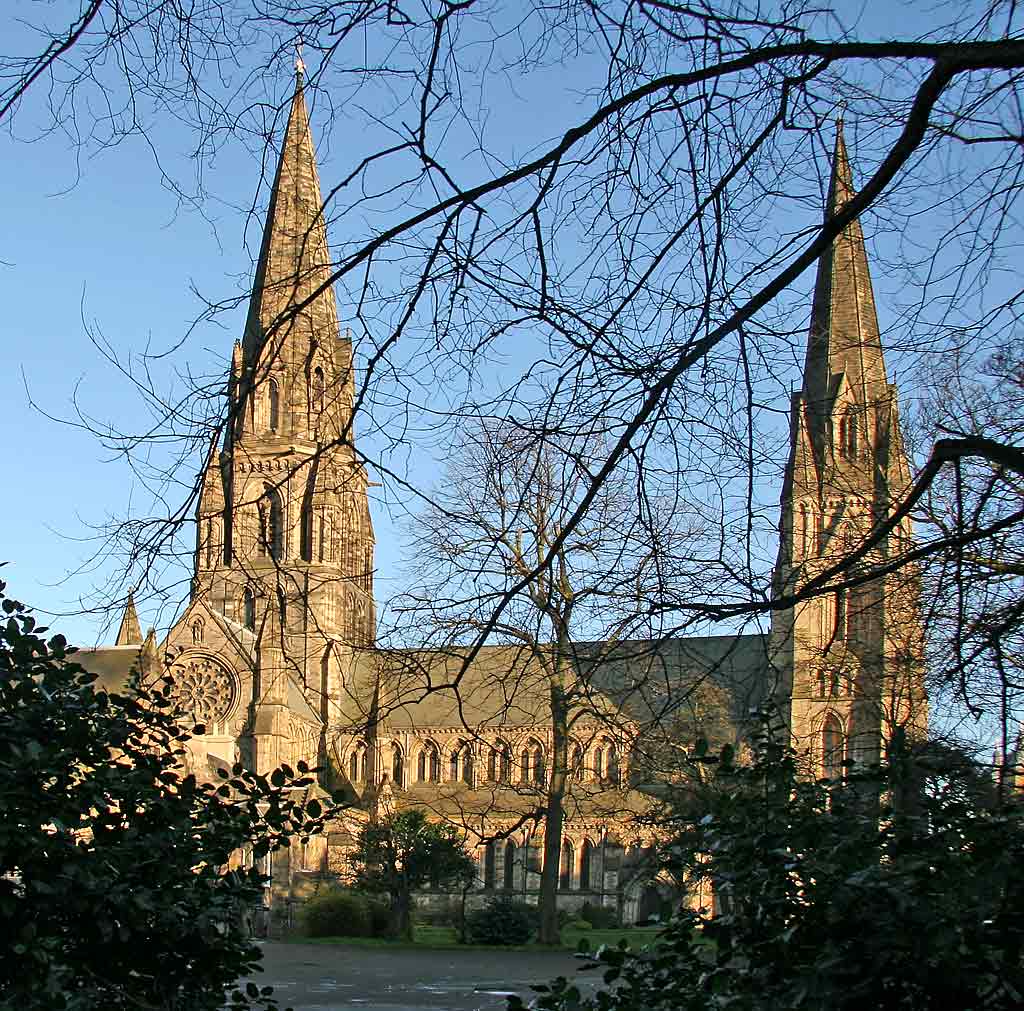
[538,686,569,944]
[390,890,413,941]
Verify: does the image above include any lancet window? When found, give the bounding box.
[259,486,284,560]
[268,379,280,433]
[312,366,325,414]
[242,587,256,631]
[579,839,594,890]
[822,713,845,780]
[560,841,575,890]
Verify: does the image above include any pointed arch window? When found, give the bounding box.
[560,840,575,890]
[260,486,284,560]
[797,503,811,559]
[503,842,517,890]
[569,743,584,781]
[312,366,326,414]
[268,379,280,433]
[579,840,594,890]
[483,841,496,890]
[349,741,369,782]
[242,587,256,631]
[532,743,545,785]
[391,743,404,787]
[834,588,848,643]
[822,713,846,780]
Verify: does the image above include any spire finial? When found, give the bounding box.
[295,39,305,81]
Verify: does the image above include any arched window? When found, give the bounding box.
[260,486,284,560]
[429,744,441,783]
[417,750,427,782]
[300,499,314,562]
[392,743,404,787]
[483,842,496,890]
[560,841,574,890]
[569,743,583,781]
[844,409,859,458]
[349,742,368,782]
[488,748,498,782]
[822,713,845,780]
[532,743,545,785]
[593,747,604,781]
[579,840,594,891]
[488,744,511,782]
[461,746,474,785]
[450,750,459,782]
[606,744,620,785]
[242,587,256,631]
[798,503,810,558]
[312,366,325,414]
[834,588,847,642]
[268,379,280,432]
[503,842,516,891]
[520,748,530,783]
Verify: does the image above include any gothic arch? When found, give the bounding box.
[391,741,405,787]
[241,586,256,631]
[821,712,846,780]
[450,742,474,785]
[268,378,280,433]
[417,740,441,783]
[487,740,512,782]
[259,485,284,560]
[348,740,369,783]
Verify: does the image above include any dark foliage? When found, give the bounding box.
[514,718,1024,1011]
[465,896,537,946]
[0,582,339,1010]
[348,809,475,940]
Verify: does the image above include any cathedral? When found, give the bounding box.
[79,69,927,924]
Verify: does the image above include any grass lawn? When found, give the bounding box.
[290,924,664,952]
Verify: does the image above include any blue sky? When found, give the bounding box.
[0,0,1011,654]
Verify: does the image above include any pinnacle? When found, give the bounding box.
[115,594,143,647]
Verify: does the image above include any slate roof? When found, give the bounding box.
[370,632,771,736]
[68,645,141,694]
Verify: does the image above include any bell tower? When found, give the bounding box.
[192,65,376,736]
[772,123,926,773]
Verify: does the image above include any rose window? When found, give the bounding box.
[169,654,237,726]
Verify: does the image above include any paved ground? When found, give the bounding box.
[246,941,598,1011]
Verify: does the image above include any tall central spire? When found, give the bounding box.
[242,67,336,369]
[802,121,889,450]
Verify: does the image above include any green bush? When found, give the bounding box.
[580,901,619,929]
[301,889,373,938]
[568,918,593,931]
[465,897,536,945]
[366,894,392,936]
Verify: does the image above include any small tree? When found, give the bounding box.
[348,809,476,940]
[0,580,339,1011]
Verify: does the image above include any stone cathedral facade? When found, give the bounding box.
[81,76,926,922]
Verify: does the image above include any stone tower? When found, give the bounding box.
[184,66,376,774]
[771,123,927,774]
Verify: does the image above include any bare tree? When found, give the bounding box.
[385,419,698,941]
[7,0,1024,808]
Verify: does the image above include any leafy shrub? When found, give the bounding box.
[367,894,394,936]
[580,902,619,929]
[568,918,593,931]
[301,889,372,938]
[465,897,536,945]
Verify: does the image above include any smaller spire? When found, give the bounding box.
[115,594,143,646]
